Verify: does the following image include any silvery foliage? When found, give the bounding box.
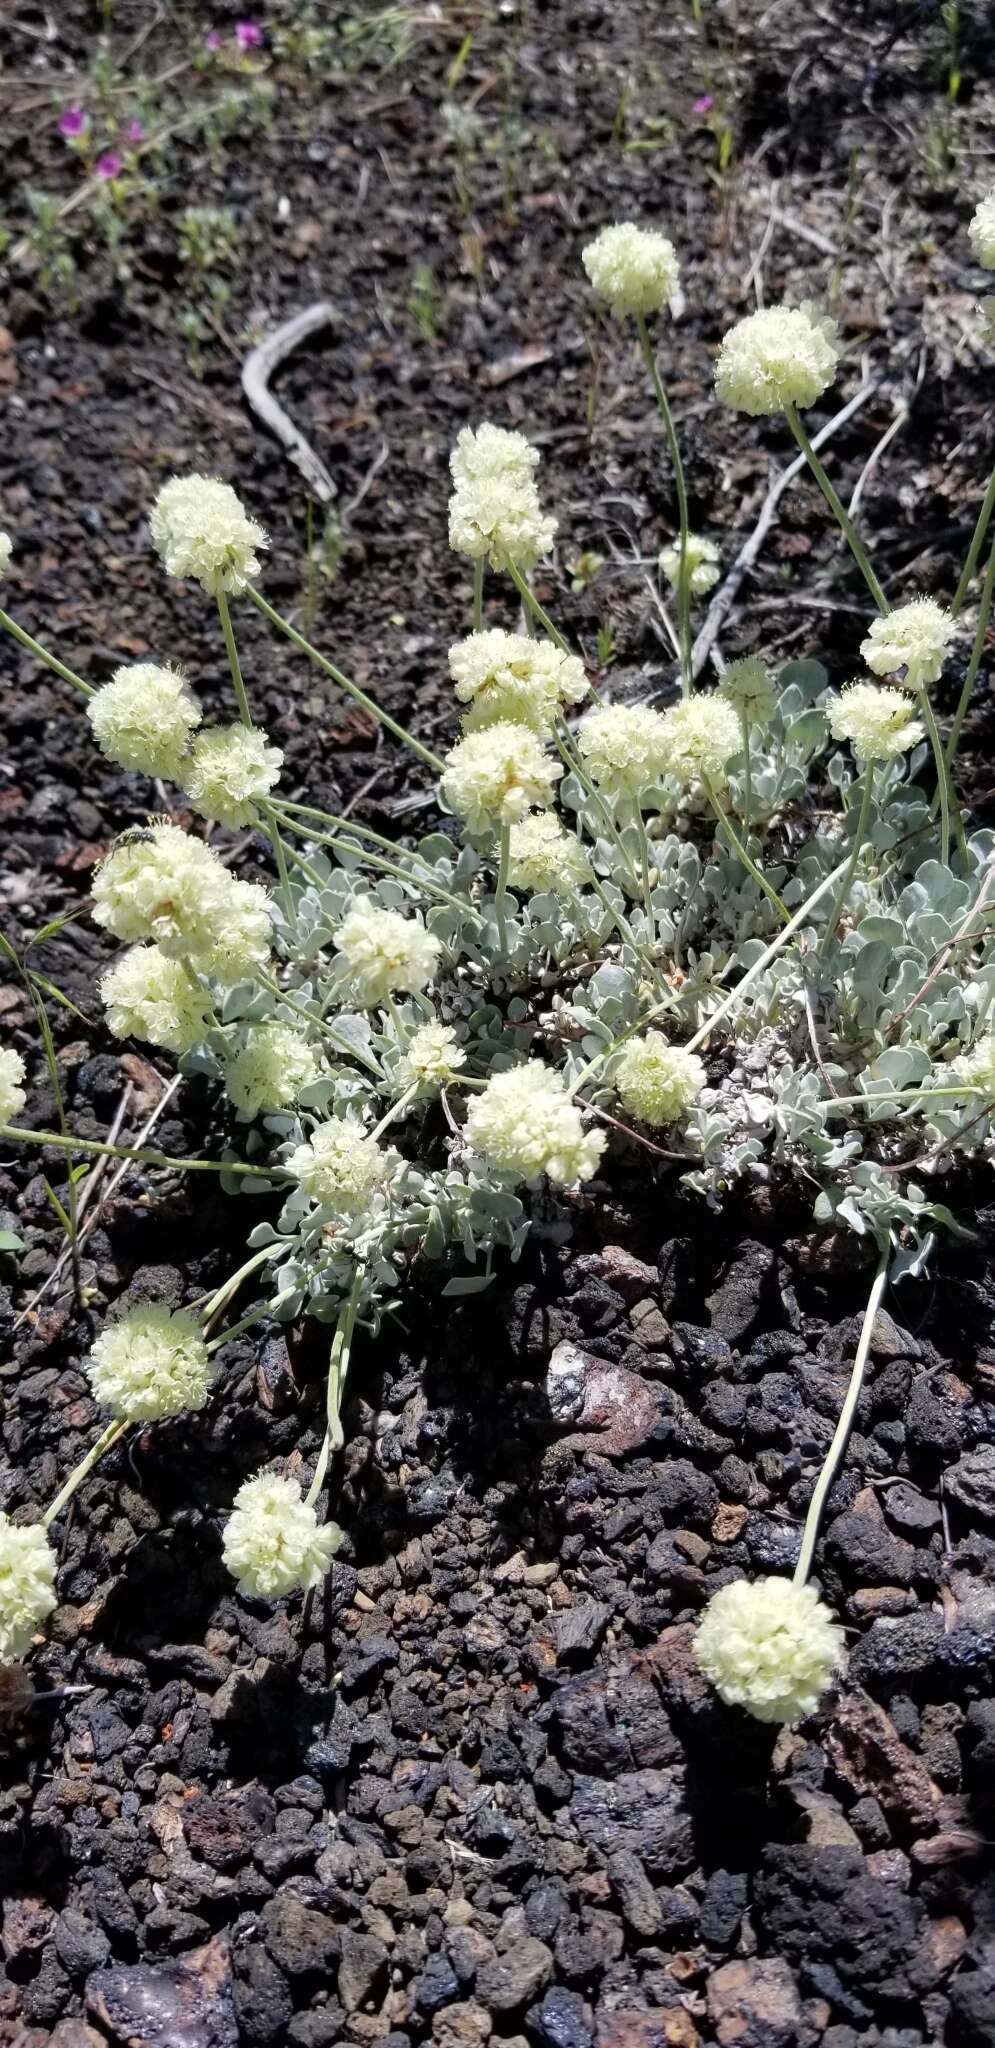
[180,657,994,1317]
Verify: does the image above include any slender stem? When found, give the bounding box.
[822,1086,986,1112]
[206,1303,275,1353]
[507,559,571,656]
[702,776,790,923]
[270,805,473,921]
[571,856,852,1097]
[740,710,752,830]
[494,822,511,954]
[794,1246,889,1586]
[44,1419,128,1528]
[383,991,409,1044]
[257,967,383,1075]
[0,1124,284,1178]
[217,591,254,726]
[952,459,995,617]
[632,809,656,934]
[945,527,995,776]
[636,314,692,695]
[306,1265,365,1505]
[260,798,292,904]
[553,727,642,895]
[0,604,95,698]
[201,1246,273,1324]
[784,404,889,614]
[247,586,445,773]
[918,688,954,866]
[685,857,850,1053]
[588,875,673,994]
[818,761,875,957]
[473,557,484,632]
[370,1081,419,1140]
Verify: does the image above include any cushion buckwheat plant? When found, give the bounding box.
[5,201,995,1740]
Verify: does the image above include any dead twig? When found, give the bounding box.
[241,304,338,505]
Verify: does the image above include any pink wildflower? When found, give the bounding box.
[205,29,221,51]
[96,152,122,180]
[127,119,144,144]
[58,107,87,138]
[234,21,262,47]
[693,94,714,115]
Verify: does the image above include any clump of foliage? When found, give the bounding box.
[4,193,995,1725]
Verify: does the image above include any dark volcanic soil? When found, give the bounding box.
[3,3,995,2045]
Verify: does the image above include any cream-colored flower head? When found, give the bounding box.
[719,657,777,723]
[333,900,441,1008]
[694,1575,844,1724]
[181,724,283,828]
[660,693,741,785]
[102,945,214,1055]
[660,533,719,597]
[288,1117,386,1212]
[950,1031,995,1102]
[715,304,840,415]
[465,1063,606,1188]
[223,1473,343,1600]
[860,599,955,691]
[93,824,232,956]
[582,222,680,320]
[828,681,923,764]
[575,704,671,799]
[224,1023,319,1120]
[506,813,592,896]
[0,1048,27,1125]
[394,1021,466,1095]
[448,423,557,572]
[150,474,267,596]
[0,1515,58,1660]
[192,878,272,985]
[450,629,588,735]
[441,723,561,833]
[0,533,13,580]
[87,663,202,779]
[86,1304,212,1423]
[969,186,995,270]
[615,1034,705,1128]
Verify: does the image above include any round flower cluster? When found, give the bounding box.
[581,222,680,319]
[465,1063,606,1188]
[615,1034,705,1128]
[150,474,267,596]
[441,723,561,833]
[719,657,777,723]
[288,1117,386,1212]
[223,1472,343,1600]
[181,724,283,828]
[102,945,214,1055]
[92,825,271,982]
[660,693,741,785]
[950,1031,995,1102]
[394,1022,466,1094]
[450,629,588,735]
[576,704,671,799]
[969,186,995,270]
[715,304,840,416]
[506,813,592,895]
[0,1047,27,1125]
[0,1514,58,1661]
[694,1574,844,1724]
[87,663,202,779]
[224,1023,320,1120]
[333,900,441,1007]
[86,1304,212,1423]
[659,533,719,597]
[447,424,557,573]
[860,598,955,690]
[828,681,923,764]
[0,532,12,579]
